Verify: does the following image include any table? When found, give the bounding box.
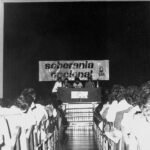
[57,87,101,102]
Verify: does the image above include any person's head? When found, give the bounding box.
[104,89,110,95]
[126,85,138,105]
[109,84,126,103]
[14,88,36,112]
[64,78,69,84]
[14,96,29,112]
[45,104,54,117]
[137,81,150,107]
[116,85,126,102]
[20,88,36,106]
[0,98,12,108]
[87,76,93,81]
[57,99,63,106]
[140,81,150,94]
[140,93,150,117]
[102,88,110,103]
[109,84,119,103]
[57,77,62,82]
[75,77,80,84]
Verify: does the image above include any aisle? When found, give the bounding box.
[57,125,98,150]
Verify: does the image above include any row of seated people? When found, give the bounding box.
[52,76,96,93]
[94,81,150,150]
[0,88,66,150]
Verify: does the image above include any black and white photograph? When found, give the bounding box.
[0,0,150,150]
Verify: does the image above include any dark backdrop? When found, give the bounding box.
[4,2,150,99]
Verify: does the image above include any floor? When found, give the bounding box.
[56,125,99,150]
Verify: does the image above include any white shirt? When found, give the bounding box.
[100,102,110,116]
[106,99,131,122]
[27,103,48,126]
[131,114,150,150]
[73,82,83,88]
[52,81,62,93]
[1,107,34,150]
[121,105,141,135]
[105,100,118,122]
[117,99,132,112]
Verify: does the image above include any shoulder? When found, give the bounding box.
[133,113,145,124]
[35,103,46,110]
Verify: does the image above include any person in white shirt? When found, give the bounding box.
[105,85,120,122]
[106,85,131,123]
[127,82,150,150]
[1,88,37,150]
[62,78,72,88]
[52,77,63,108]
[121,83,150,150]
[52,77,63,93]
[73,77,83,88]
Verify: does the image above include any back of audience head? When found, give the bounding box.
[21,88,36,104]
[139,92,150,117]
[45,104,54,117]
[115,85,126,102]
[14,96,29,112]
[126,85,138,105]
[133,81,150,116]
[108,84,126,103]
[102,88,110,104]
[139,82,150,105]
[57,77,62,82]
[14,88,36,112]
[0,98,12,108]
[137,82,150,107]
[107,85,118,104]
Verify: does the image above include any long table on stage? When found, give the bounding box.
[57,87,101,102]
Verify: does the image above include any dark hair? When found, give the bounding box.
[102,88,110,104]
[14,96,29,111]
[75,77,80,82]
[57,77,62,81]
[126,85,138,105]
[0,98,12,108]
[109,84,126,103]
[140,82,150,94]
[20,88,36,106]
[137,82,150,106]
[116,85,126,102]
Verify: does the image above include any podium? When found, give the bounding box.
[57,87,101,126]
[57,87,101,103]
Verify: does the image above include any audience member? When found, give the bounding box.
[52,77,63,93]
[85,76,95,88]
[3,79,150,150]
[73,77,83,88]
[129,91,150,150]
[62,78,72,88]
[52,77,63,107]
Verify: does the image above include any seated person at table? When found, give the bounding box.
[52,77,63,93]
[52,77,63,107]
[62,78,72,88]
[85,76,95,88]
[73,77,83,88]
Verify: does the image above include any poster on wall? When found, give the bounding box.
[39,60,109,81]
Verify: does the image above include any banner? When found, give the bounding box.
[39,60,109,81]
